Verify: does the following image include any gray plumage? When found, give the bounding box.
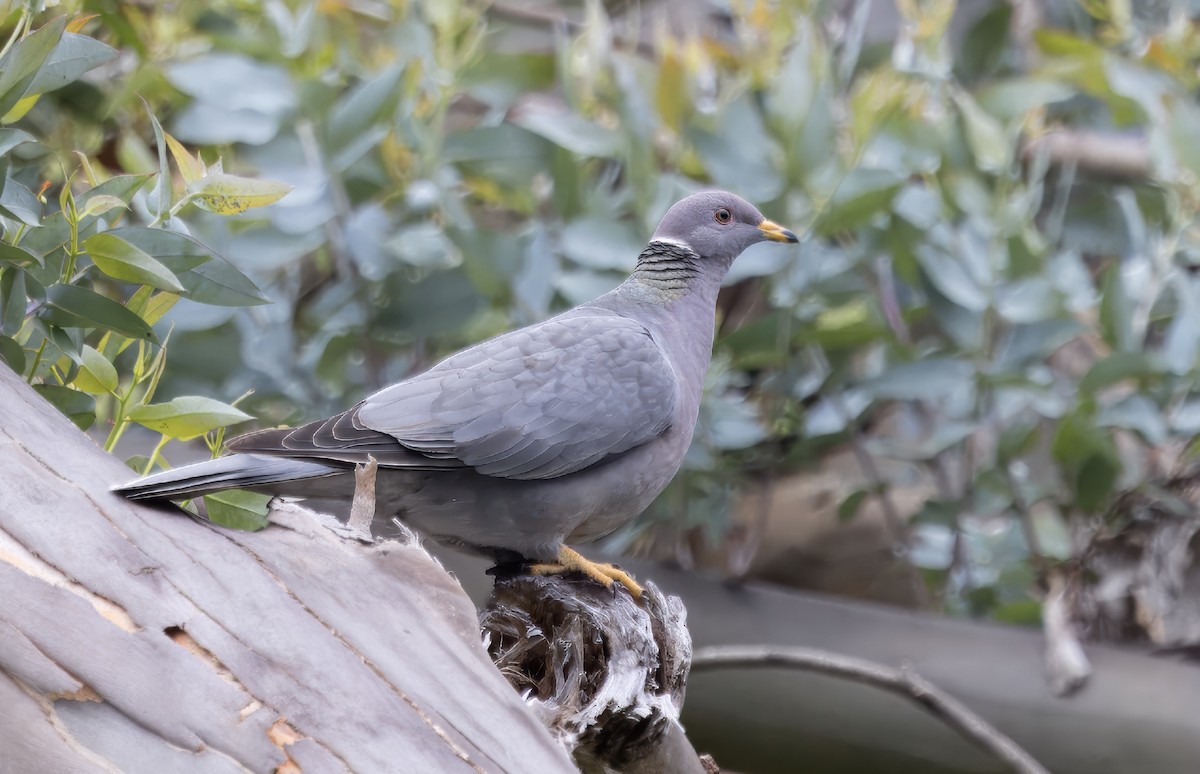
[116,191,797,561]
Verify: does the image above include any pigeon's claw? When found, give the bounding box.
[530,545,643,600]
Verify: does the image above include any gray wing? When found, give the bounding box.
[229,309,679,481]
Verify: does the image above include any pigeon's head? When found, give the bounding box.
[651,191,798,267]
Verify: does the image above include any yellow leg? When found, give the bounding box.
[530,546,643,600]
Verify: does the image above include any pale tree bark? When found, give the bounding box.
[0,364,574,773]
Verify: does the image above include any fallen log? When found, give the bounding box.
[0,363,573,773]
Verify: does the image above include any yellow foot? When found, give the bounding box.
[530,546,643,600]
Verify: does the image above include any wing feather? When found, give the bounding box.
[357,308,678,480]
[228,308,679,481]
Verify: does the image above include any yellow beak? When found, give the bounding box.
[758,219,799,243]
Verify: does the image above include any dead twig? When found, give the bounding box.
[691,645,1050,774]
[847,428,932,608]
[1022,130,1151,182]
[347,455,378,538]
[1042,571,1091,696]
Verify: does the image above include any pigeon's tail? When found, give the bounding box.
[113,454,347,502]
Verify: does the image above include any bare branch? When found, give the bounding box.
[347,455,378,538]
[1022,130,1151,182]
[847,428,932,608]
[1042,572,1092,697]
[691,645,1050,774]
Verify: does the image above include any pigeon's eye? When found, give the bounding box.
[714,208,732,224]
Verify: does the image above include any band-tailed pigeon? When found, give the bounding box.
[116,191,797,597]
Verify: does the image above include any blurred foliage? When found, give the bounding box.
[7,0,1200,616]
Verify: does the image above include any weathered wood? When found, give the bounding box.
[480,573,704,773]
[0,364,574,773]
[440,549,1200,774]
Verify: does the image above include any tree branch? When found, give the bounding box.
[1022,130,1151,182]
[691,645,1049,774]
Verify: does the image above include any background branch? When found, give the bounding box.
[691,645,1050,774]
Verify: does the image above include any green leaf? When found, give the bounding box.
[0,241,41,266]
[78,174,154,213]
[33,384,95,430]
[41,321,83,365]
[126,285,180,327]
[0,127,35,157]
[1098,393,1167,446]
[145,103,171,220]
[84,232,186,292]
[203,489,271,531]
[183,256,271,306]
[0,177,42,226]
[510,104,621,157]
[837,489,869,523]
[1052,409,1120,513]
[977,78,1074,123]
[817,168,904,234]
[109,226,269,306]
[77,194,128,219]
[26,32,118,94]
[188,173,291,215]
[911,499,960,526]
[0,333,24,373]
[957,3,1013,82]
[0,17,66,118]
[991,599,1043,626]
[128,396,253,440]
[73,344,118,394]
[996,422,1038,462]
[861,357,975,402]
[40,284,157,342]
[953,90,1008,174]
[327,63,404,169]
[559,217,643,271]
[1079,351,1161,393]
[1098,264,1134,353]
[1168,96,1200,180]
[164,132,205,185]
[107,226,210,271]
[0,267,27,334]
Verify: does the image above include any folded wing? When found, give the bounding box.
[228,310,678,481]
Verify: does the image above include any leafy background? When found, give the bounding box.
[5,0,1200,625]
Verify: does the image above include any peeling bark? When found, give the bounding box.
[481,573,706,773]
[0,365,574,773]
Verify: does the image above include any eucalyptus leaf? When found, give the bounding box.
[327,64,404,169]
[1052,409,1120,513]
[0,267,26,334]
[128,396,253,440]
[1099,263,1135,353]
[40,284,157,342]
[559,217,641,271]
[0,177,42,226]
[0,241,41,266]
[0,333,24,373]
[0,128,35,157]
[1079,352,1161,393]
[511,104,620,157]
[84,232,186,292]
[203,489,271,531]
[861,358,975,402]
[837,489,869,523]
[817,168,903,234]
[0,17,66,118]
[145,104,171,221]
[26,32,118,94]
[189,173,292,215]
[953,90,1008,174]
[73,344,118,394]
[32,384,95,430]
